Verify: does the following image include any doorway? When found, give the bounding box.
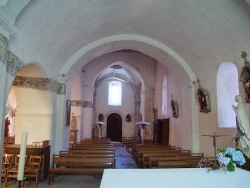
[107,113,122,142]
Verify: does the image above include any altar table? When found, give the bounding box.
[100,168,250,188]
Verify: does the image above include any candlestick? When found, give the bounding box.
[17,132,28,181]
[135,121,150,144]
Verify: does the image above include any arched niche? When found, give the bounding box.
[11,64,52,144]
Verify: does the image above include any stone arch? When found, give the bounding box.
[60,34,199,152]
[10,63,52,144]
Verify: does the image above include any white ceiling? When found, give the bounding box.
[1,0,250,83]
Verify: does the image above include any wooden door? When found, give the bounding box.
[107,113,122,142]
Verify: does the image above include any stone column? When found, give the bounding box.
[82,86,94,139]
[52,75,68,153]
[134,84,141,136]
[143,85,155,139]
[0,33,8,181]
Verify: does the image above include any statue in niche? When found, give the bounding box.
[4,117,10,137]
[153,107,158,120]
[126,114,131,122]
[171,94,178,118]
[193,79,211,113]
[240,51,250,103]
[70,113,77,130]
[98,114,104,122]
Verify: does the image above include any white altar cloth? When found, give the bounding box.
[100,168,250,188]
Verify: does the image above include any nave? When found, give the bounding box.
[1,143,137,188]
[2,139,250,188]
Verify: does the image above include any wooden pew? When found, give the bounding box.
[157,156,204,168]
[136,149,187,167]
[132,145,178,158]
[126,139,153,151]
[148,153,204,168]
[48,155,115,185]
[61,149,115,156]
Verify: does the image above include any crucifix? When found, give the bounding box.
[202,131,227,170]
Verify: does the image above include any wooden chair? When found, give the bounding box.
[126,137,133,151]
[6,154,28,186]
[1,154,14,186]
[24,155,42,187]
[122,137,128,147]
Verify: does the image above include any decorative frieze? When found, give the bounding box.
[0,33,8,63]
[12,76,49,91]
[48,78,66,94]
[6,51,25,76]
[12,76,66,94]
[71,100,82,106]
[83,101,93,108]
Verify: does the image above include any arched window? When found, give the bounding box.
[217,62,239,128]
[162,75,167,115]
[108,81,122,106]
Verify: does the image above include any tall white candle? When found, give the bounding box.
[17,132,28,181]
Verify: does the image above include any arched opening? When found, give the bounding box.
[9,64,52,144]
[217,62,239,128]
[107,113,122,142]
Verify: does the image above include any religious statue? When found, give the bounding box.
[193,79,211,113]
[4,117,10,136]
[98,114,104,122]
[126,114,131,122]
[70,113,77,130]
[153,107,158,120]
[171,94,178,118]
[232,95,250,156]
[240,51,250,103]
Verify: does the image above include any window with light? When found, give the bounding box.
[108,81,122,106]
[162,75,168,114]
[217,62,239,128]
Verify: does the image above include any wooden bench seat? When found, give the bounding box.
[136,149,189,167]
[157,156,204,168]
[148,153,204,168]
[48,155,115,185]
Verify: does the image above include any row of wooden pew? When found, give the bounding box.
[131,143,205,168]
[48,138,115,185]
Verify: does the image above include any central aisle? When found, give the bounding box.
[114,142,138,169]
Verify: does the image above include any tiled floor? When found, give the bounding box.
[1,143,137,188]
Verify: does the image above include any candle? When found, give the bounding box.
[17,132,28,181]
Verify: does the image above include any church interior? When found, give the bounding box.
[1,0,250,187]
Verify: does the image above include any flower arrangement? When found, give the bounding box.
[217,147,246,167]
[198,158,214,168]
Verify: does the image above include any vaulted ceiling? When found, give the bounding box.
[1,0,250,84]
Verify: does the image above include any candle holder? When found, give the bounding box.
[96,122,104,138]
[18,177,26,188]
[135,121,150,144]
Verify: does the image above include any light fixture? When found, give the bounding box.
[110,65,123,69]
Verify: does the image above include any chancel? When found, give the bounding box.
[1,1,250,188]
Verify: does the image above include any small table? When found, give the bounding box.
[100,168,250,188]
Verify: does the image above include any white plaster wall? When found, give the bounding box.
[95,80,135,138]
[14,87,51,144]
[71,73,82,142]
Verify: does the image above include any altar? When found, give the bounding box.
[100,168,250,188]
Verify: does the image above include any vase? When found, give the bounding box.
[227,162,236,172]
